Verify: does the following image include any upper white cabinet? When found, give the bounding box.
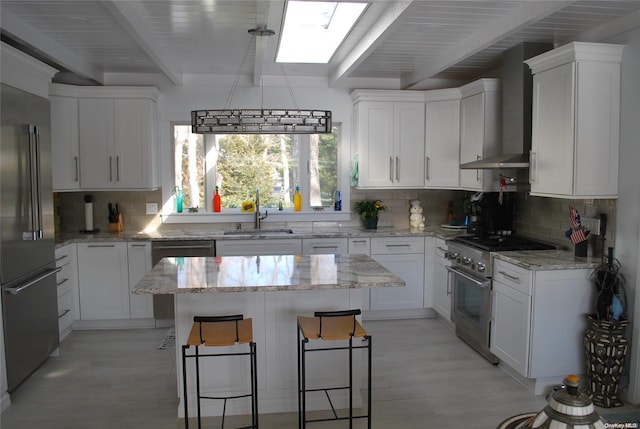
[351,90,425,188]
[459,79,501,191]
[50,94,80,191]
[49,84,160,191]
[526,42,623,198]
[424,89,461,189]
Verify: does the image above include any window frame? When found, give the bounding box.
[170,122,345,217]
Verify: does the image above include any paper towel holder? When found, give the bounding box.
[79,194,100,234]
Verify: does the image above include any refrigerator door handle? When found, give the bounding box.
[23,125,43,240]
[3,267,60,295]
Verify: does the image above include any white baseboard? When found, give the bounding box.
[72,318,157,330]
[363,308,436,321]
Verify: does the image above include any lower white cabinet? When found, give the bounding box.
[77,242,129,320]
[127,242,153,319]
[55,244,79,340]
[432,238,452,323]
[369,237,425,310]
[490,258,593,393]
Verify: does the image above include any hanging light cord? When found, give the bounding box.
[224,36,254,110]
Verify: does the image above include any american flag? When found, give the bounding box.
[570,228,587,244]
[569,205,581,229]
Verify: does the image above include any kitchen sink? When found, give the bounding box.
[224,228,294,236]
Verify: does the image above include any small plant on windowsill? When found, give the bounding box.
[354,200,387,229]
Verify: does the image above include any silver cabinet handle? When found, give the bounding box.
[109,156,113,181]
[385,244,411,248]
[312,246,339,250]
[153,244,213,250]
[476,155,481,182]
[4,267,60,295]
[498,270,521,282]
[389,157,394,183]
[58,309,71,319]
[529,151,536,183]
[74,156,79,182]
[88,244,116,248]
[425,156,430,181]
[351,240,367,243]
[436,246,448,252]
[55,254,68,263]
[395,156,399,181]
[129,244,147,248]
[116,156,120,181]
[57,278,69,286]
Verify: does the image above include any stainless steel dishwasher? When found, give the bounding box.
[151,240,215,320]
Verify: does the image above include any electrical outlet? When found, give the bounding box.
[146,203,158,215]
[581,217,601,235]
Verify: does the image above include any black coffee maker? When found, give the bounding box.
[467,192,515,236]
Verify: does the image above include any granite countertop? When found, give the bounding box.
[492,249,602,271]
[132,254,406,294]
[55,225,464,247]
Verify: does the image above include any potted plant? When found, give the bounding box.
[353,200,387,229]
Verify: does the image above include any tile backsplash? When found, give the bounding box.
[56,188,616,259]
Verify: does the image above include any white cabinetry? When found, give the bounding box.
[127,242,153,319]
[55,244,79,340]
[302,238,348,255]
[369,237,425,311]
[491,257,593,394]
[351,90,425,188]
[424,89,461,188]
[50,94,80,191]
[216,239,302,256]
[432,238,452,324]
[526,42,623,198]
[49,84,159,190]
[347,238,370,256]
[459,79,501,191]
[77,242,130,320]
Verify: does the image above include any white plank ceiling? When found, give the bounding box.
[1,0,638,88]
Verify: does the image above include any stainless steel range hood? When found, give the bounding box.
[460,43,552,170]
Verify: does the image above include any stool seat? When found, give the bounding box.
[297,315,367,341]
[187,318,253,346]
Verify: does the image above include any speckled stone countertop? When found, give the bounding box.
[492,249,602,271]
[132,254,406,294]
[55,225,463,247]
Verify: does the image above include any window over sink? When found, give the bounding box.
[172,123,341,213]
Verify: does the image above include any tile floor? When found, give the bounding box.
[1,317,637,428]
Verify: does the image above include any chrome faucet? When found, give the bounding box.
[255,188,267,229]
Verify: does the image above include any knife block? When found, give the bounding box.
[109,213,123,233]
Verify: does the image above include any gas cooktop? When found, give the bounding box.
[453,235,556,252]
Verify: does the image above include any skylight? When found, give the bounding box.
[276,1,368,64]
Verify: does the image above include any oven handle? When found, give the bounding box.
[446,266,490,288]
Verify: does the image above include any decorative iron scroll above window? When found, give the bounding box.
[191,25,332,134]
[191,109,332,134]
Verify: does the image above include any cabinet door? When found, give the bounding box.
[459,93,485,190]
[302,238,348,255]
[78,98,115,189]
[425,98,460,188]
[77,243,129,320]
[394,102,425,187]
[355,101,395,187]
[530,63,575,196]
[114,99,157,189]
[370,253,424,310]
[432,240,452,321]
[127,242,153,319]
[51,96,80,191]
[491,280,531,376]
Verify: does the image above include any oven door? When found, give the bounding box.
[447,266,499,364]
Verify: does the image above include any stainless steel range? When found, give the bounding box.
[447,234,554,364]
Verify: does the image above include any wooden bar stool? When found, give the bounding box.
[182,315,258,429]
[297,309,371,429]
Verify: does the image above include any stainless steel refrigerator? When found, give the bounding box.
[1,83,59,392]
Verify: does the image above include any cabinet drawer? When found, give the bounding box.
[434,238,448,258]
[55,245,72,268]
[348,238,370,255]
[371,237,424,255]
[56,263,73,297]
[302,238,348,255]
[493,259,532,295]
[57,288,72,318]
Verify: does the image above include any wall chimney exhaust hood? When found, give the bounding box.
[460,43,552,170]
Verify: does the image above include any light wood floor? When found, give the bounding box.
[2,317,636,428]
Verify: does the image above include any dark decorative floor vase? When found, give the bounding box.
[584,315,629,407]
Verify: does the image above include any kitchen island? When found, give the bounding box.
[133,253,405,419]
